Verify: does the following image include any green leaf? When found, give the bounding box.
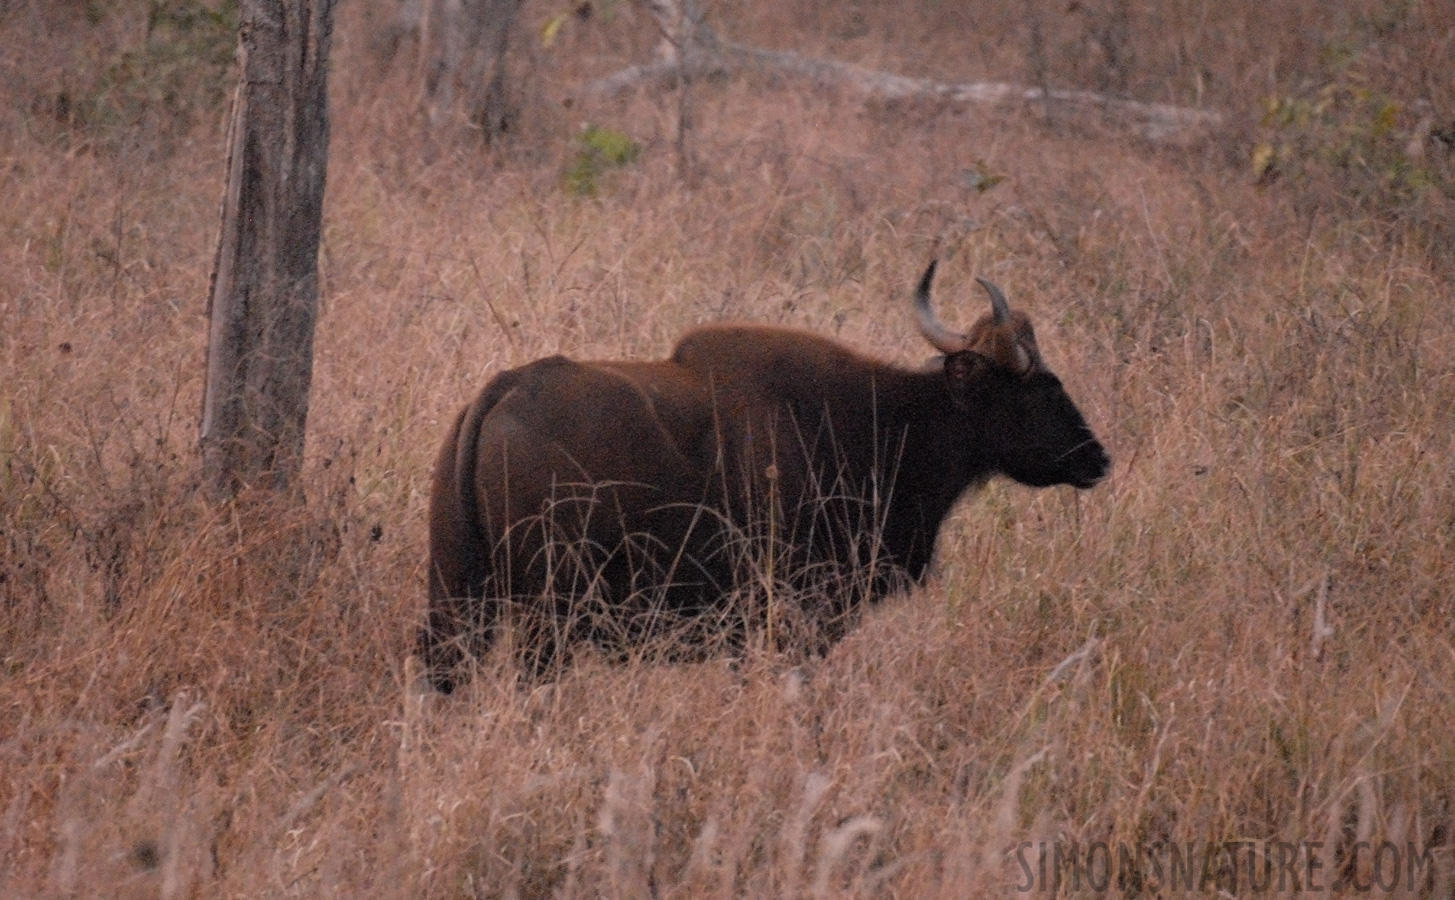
[963,160,1006,193]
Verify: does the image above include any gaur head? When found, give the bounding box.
[915,261,1110,490]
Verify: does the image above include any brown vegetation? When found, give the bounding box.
[2,0,1452,896]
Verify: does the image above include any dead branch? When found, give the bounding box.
[584,0,1223,145]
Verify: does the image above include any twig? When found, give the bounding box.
[1310,570,1334,662]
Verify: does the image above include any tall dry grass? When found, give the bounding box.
[2,0,1453,896]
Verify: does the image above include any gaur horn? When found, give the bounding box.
[914,260,969,354]
[976,277,1012,325]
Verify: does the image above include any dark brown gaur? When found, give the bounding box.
[421,259,1109,691]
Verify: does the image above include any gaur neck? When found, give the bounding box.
[845,363,992,504]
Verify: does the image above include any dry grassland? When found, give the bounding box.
[2,1,1453,896]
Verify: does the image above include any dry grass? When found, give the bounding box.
[2,0,1453,896]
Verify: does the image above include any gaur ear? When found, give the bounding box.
[944,350,991,393]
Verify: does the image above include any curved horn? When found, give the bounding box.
[914,260,968,354]
[976,277,1012,325]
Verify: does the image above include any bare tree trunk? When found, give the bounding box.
[200,0,336,501]
[418,0,524,142]
[640,0,709,180]
[465,0,523,140]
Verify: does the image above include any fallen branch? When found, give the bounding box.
[584,0,1223,145]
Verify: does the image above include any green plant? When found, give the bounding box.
[69,0,238,140]
[563,124,641,196]
[1252,45,1447,212]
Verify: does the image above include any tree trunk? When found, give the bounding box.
[418,0,524,142]
[201,0,336,501]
